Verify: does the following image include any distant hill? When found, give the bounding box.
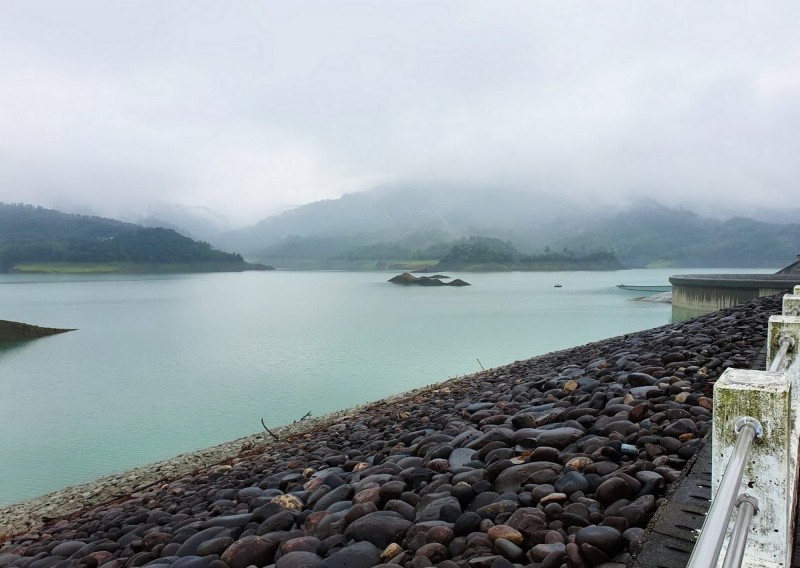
[553,201,800,268]
[0,202,136,241]
[133,202,233,242]
[0,204,271,273]
[214,185,604,256]
[10,187,796,271]
[429,237,625,271]
[212,188,800,269]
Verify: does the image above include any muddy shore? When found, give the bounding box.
[0,295,780,568]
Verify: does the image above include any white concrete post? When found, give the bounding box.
[768,315,800,369]
[713,369,791,568]
[783,293,800,317]
[769,313,800,568]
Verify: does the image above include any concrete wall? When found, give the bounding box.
[670,274,800,318]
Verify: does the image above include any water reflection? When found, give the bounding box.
[0,268,767,505]
[0,339,35,359]
[672,305,714,323]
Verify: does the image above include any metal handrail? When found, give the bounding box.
[721,495,759,568]
[686,417,763,568]
[769,335,795,372]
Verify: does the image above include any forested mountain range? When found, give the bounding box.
[213,186,605,257]
[207,187,799,269]
[5,187,799,272]
[557,201,800,268]
[0,204,266,273]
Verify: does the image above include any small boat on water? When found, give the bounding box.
[617,284,672,293]
[554,284,563,288]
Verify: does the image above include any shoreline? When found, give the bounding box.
[0,295,779,567]
[7,261,273,275]
[0,373,481,539]
[0,327,643,538]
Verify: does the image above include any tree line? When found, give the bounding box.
[0,204,245,271]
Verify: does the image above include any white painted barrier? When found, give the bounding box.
[699,293,800,568]
[688,414,764,568]
[712,371,788,568]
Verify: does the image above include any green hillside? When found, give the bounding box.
[0,204,271,273]
[431,237,625,271]
[215,187,800,269]
[554,201,800,267]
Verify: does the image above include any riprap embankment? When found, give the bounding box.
[0,295,780,568]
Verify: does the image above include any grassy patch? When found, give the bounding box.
[385,260,438,271]
[645,260,676,268]
[12,263,122,274]
[10,261,268,274]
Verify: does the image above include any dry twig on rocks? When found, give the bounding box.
[260,417,279,441]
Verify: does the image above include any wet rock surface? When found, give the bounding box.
[388,273,470,287]
[0,295,780,567]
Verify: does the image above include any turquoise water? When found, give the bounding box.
[0,268,774,505]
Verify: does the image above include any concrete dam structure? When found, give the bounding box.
[670,273,800,319]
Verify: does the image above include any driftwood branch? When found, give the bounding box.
[477,358,485,371]
[260,417,279,441]
[293,411,312,424]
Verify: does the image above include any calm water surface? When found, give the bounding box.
[0,268,774,505]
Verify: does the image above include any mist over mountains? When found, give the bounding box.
[6,186,799,270]
[193,187,799,269]
[135,203,233,242]
[212,186,607,257]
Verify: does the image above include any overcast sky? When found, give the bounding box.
[1,1,798,225]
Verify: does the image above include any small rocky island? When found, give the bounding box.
[388,273,470,287]
[0,320,75,343]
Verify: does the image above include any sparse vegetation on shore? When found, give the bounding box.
[0,320,74,343]
[10,262,273,274]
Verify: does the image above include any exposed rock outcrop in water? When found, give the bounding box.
[0,320,74,343]
[0,295,780,568]
[389,272,470,286]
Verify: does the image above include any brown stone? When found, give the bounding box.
[486,525,524,546]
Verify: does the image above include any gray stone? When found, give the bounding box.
[575,525,625,556]
[529,542,565,562]
[177,526,228,556]
[493,462,562,493]
[275,551,322,568]
[51,541,86,557]
[219,536,275,568]
[553,471,589,495]
[318,542,380,568]
[449,448,477,469]
[345,512,412,549]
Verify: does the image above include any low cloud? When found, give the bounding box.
[1,1,798,225]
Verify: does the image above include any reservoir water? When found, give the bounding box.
[0,268,775,505]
